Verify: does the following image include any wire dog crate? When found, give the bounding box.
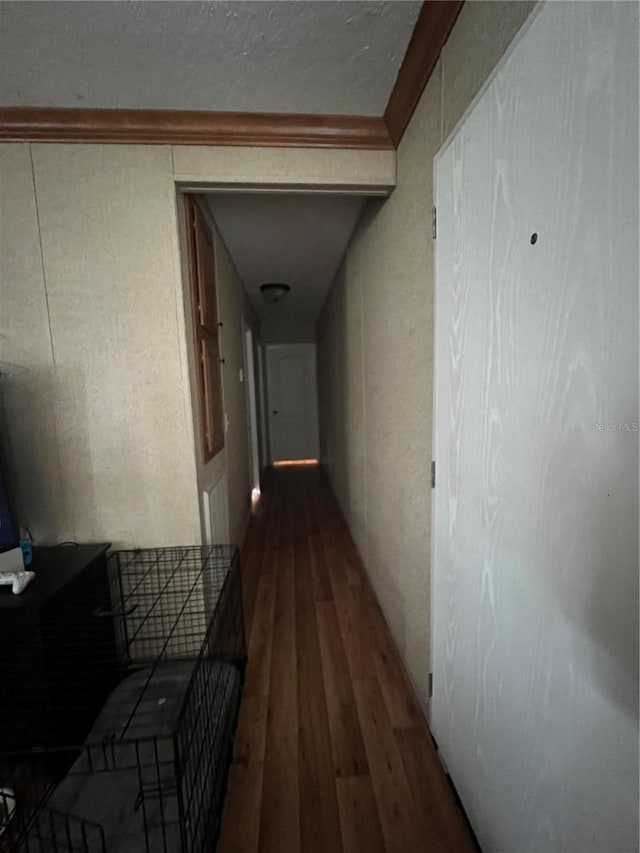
[0,545,246,853]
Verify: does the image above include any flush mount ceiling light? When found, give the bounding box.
[259,282,291,304]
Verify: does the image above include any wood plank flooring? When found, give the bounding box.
[218,466,475,853]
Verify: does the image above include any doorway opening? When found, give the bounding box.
[178,188,383,547]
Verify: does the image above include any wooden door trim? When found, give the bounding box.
[0,106,393,149]
[384,0,464,147]
[184,196,225,463]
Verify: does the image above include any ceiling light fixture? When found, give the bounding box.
[259,282,291,304]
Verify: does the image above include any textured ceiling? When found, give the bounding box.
[204,193,366,322]
[0,1,421,115]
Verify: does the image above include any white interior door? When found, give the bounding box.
[432,4,638,852]
[266,343,319,462]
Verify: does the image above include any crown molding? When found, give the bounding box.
[384,0,464,147]
[0,107,394,149]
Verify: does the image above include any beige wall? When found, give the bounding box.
[173,145,395,192]
[213,225,255,545]
[0,144,68,541]
[0,143,200,547]
[1,141,393,548]
[317,0,535,709]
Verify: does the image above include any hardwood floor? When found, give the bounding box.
[218,465,475,853]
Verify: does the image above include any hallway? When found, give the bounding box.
[218,465,474,853]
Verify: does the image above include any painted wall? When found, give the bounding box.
[0,144,66,542]
[317,1,535,708]
[0,143,200,547]
[173,145,394,192]
[0,141,393,548]
[215,236,255,545]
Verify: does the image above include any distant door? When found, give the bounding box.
[266,344,319,462]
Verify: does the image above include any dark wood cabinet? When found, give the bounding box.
[0,544,120,752]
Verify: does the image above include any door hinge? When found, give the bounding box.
[428,672,433,698]
[431,206,437,240]
[431,460,436,489]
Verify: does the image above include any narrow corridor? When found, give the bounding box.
[218,465,474,853]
